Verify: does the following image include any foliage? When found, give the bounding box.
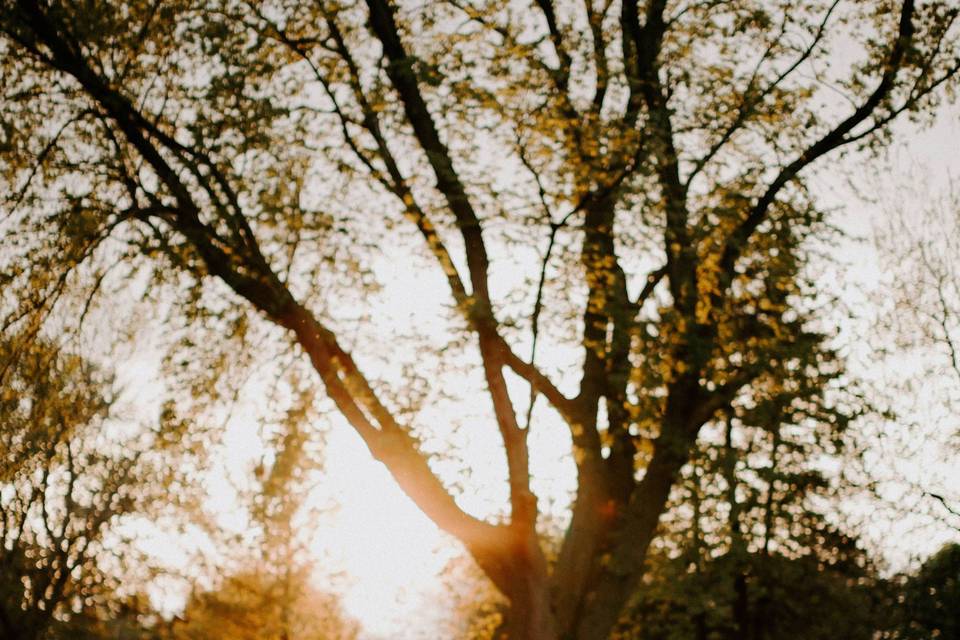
[2,1,959,638]
[437,552,509,640]
[172,566,359,640]
[0,337,187,640]
[618,336,879,640]
[881,543,960,640]
[621,549,881,640]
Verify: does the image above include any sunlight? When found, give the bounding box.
[313,426,456,635]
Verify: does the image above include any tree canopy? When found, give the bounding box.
[2,1,959,638]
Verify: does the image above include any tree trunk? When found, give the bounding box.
[552,459,612,636]
[733,572,750,640]
[572,400,703,640]
[503,578,558,640]
[502,528,559,640]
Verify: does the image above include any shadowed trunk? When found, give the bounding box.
[503,531,559,640]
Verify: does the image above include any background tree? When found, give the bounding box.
[2,1,959,638]
[0,336,187,640]
[868,177,960,533]
[171,384,359,640]
[879,542,960,640]
[617,316,882,640]
[172,567,358,640]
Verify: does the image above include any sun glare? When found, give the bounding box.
[313,427,457,635]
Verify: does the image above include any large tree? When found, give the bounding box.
[1,1,958,638]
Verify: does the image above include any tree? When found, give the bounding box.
[172,385,360,640]
[881,543,960,639]
[0,337,184,640]
[870,178,960,533]
[447,318,879,639]
[624,547,882,640]
[172,567,359,640]
[1,1,959,638]
[619,325,880,640]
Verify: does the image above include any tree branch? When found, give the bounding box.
[719,0,918,282]
[9,0,507,572]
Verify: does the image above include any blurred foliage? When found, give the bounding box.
[880,543,960,640]
[0,336,192,640]
[171,383,360,640]
[621,549,881,640]
[171,566,358,640]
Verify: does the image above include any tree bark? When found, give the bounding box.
[502,529,559,640]
[573,387,703,640]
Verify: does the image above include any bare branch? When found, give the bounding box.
[720,0,919,282]
[684,0,842,188]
